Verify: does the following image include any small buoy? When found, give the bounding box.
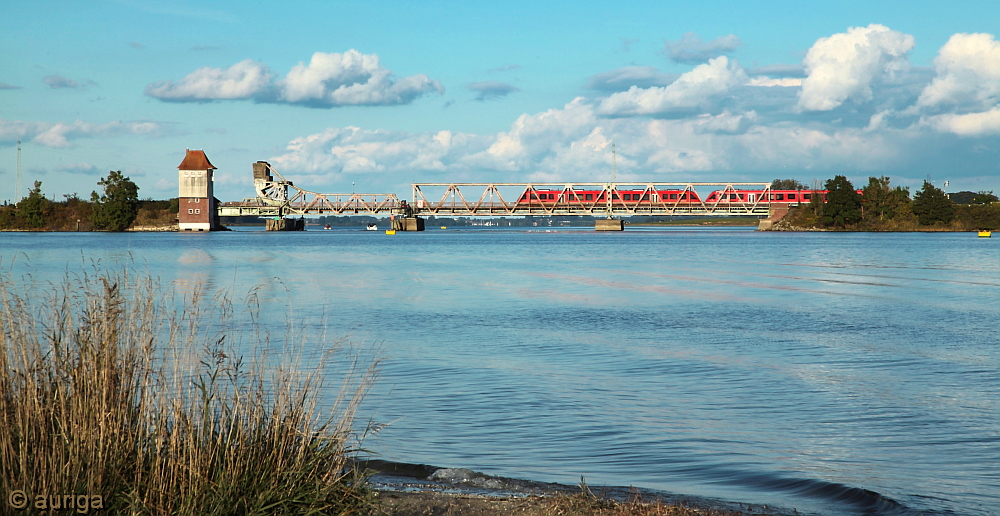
[385,230,396,235]
[440,226,447,230]
[978,230,991,238]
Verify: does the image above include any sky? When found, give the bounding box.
[3,0,1000,203]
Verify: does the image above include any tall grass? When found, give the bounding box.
[0,269,379,515]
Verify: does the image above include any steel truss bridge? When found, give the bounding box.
[217,161,777,218]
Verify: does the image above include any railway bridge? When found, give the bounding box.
[210,160,790,231]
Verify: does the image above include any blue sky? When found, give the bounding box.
[3,0,1000,203]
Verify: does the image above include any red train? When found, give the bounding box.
[515,188,848,205]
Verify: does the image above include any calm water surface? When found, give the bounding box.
[3,227,998,516]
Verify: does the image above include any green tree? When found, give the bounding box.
[912,181,954,226]
[19,181,50,229]
[862,176,911,223]
[772,178,807,190]
[822,175,861,227]
[91,171,140,231]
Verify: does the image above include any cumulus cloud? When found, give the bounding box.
[798,24,915,111]
[923,108,1000,136]
[146,50,444,107]
[0,118,175,148]
[597,56,748,116]
[662,33,742,64]
[916,33,1000,114]
[586,66,678,92]
[468,81,519,101]
[270,96,919,189]
[692,111,758,134]
[145,59,274,101]
[272,126,491,181]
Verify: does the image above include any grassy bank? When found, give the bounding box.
[0,270,378,514]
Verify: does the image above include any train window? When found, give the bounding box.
[738,194,745,200]
[803,194,811,200]
[611,193,619,199]
[642,194,649,201]
[730,194,738,200]
[788,193,796,200]
[585,194,593,201]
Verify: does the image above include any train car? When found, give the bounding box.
[705,189,824,203]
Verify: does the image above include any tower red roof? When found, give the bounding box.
[177,149,216,170]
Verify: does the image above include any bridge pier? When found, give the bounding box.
[758,205,790,230]
[265,218,305,231]
[595,219,624,231]
[392,216,425,231]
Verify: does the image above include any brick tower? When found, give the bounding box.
[177,149,217,231]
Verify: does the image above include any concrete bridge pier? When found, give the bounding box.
[265,218,305,231]
[392,216,425,231]
[758,205,790,230]
[595,219,624,231]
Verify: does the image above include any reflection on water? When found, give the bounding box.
[2,228,998,516]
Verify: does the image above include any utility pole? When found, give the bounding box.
[16,139,23,203]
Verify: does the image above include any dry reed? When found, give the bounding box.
[0,269,379,515]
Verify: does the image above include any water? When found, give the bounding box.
[2,227,998,515]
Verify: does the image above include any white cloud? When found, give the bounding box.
[0,118,174,148]
[147,50,444,107]
[798,24,915,111]
[145,59,274,101]
[272,126,491,183]
[923,108,1000,136]
[692,111,758,134]
[662,33,743,64]
[597,56,747,116]
[916,33,1000,112]
[272,96,917,189]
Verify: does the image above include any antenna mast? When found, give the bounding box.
[16,139,22,203]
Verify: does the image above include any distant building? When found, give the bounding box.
[177,149,219,231]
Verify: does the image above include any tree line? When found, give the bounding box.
[774,176,1000,231]
[0,171,177,231]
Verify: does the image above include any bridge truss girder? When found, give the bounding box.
[410,182,775,217]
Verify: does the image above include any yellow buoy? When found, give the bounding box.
[978,230,992,238]
[441,226,447,230]
[385,230,396,235]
